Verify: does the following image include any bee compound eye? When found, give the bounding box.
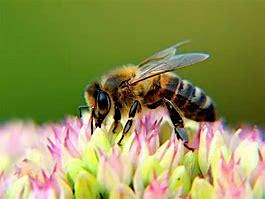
[97,91,110,111]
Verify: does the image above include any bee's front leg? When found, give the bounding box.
[78,105,95,134]
[112,105,121,134]
[78,105,89,118]
[118,100,141,145]
[90,108,95,134]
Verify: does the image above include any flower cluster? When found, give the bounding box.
[0,111,264,198]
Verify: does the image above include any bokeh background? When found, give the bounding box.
[0,0,264,127]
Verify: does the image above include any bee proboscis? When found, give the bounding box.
[83,41,217,149]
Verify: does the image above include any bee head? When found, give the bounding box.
[85,82,111,128]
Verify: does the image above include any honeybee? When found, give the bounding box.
[81,41,217,149]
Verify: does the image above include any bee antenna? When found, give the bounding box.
[94,82,101,89]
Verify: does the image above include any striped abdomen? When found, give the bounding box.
[159,76,216,122]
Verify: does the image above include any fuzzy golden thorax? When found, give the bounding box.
[85,66,156,117]
[102,66,147,112]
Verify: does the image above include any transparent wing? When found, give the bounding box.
[129,52,209,85]
[138,40,190,68]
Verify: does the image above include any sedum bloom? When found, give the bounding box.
[0,111,264,199]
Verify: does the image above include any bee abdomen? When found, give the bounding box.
[146,75,180,102]
[173,80,216,122]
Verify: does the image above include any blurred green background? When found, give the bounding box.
[0,0,264,126]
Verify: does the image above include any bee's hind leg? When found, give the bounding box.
[147,98,193,150]
[163,98,193,150]
[117,100,141,145]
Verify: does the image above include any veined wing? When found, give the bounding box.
[129,51,209,85]
[138,40,190,68]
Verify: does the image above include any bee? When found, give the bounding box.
[81,41,217,149]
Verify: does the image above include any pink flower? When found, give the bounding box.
[0,110,264,198]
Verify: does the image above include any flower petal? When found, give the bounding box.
[168,165,190,196]
[74,170,99,199]
[253,175,265,199]
[7,176,30,199]
[143,176,168,199]
[234,138,259,178]
[89,128,112,153]
[82,144,99,175]
[190,177,214,199]
[183,151,200,181]
[109,183,136,199]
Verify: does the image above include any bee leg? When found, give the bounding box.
[163,98,193,150]
[78,105,89,118]
[112,105,121,134]
[79,105,95,134]
[147,98,192,150]
[118,100,141,145]
[90,108,95,134]
[146,98,164,109]
[147,99,184,137]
